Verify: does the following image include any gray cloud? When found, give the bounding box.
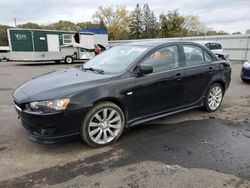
[0,0,249,33]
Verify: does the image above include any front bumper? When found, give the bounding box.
[241,67,250,80]
[14,105,89,144]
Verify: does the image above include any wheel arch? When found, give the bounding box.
[210,80,226,93]
[92,97,128,126]
[204,79,226,102]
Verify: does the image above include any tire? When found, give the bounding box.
[81,102,125,147]
[242,78,247,82]
[204,83,224,112]
[64,56,73,64]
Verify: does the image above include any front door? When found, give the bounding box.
[134,45,185,118]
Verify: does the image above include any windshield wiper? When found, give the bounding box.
[83,67,104,74]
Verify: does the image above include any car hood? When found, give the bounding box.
[13,68,112,103]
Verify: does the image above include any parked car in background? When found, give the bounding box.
[241,60,250,82]
[13,41,231,147]
[195,41,229,60]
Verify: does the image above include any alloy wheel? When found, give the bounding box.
[208,86,223,111]
[88,108,122,145]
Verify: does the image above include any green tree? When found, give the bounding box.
[17,22,42,29]
[142,4,157,38]
[129,4,143,39]
[76,21,106,30]
[216,31,229,35]
[206,30,218,36]
[159,10,186,38]
[0,25,10,46]
[232,31,242,35]
[93,5,130,40]
[148,11,158,38]
[45,20,77,31]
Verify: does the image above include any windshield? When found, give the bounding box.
[83,45,149,74]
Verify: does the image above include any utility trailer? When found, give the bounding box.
[7,28,108,63]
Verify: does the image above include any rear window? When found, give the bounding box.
[209,43,222,50]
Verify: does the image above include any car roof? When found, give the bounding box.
[123,40,201,47]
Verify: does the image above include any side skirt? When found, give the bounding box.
[128,103,204,128]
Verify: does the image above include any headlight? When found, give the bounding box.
[29,98,70,113]
[243,61,250,69]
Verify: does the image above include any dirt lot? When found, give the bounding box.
[0,61,250,187]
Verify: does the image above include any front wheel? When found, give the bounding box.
[81,102,125,147]
[204,83,224,112]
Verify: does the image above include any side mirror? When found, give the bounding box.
[137,64,153,76]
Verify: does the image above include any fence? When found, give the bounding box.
[109,34,250,61]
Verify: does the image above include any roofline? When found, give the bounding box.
[122,40,201,47]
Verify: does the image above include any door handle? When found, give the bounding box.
[175,73,182,81]
[209,67,214,73]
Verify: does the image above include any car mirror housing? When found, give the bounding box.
[137,64,153,76]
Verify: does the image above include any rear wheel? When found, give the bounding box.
[81,102,125,147]
[64,56,73,64]
[204,83,224,112]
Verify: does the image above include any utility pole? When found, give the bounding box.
[14,18,17,27]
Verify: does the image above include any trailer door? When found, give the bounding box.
[47,34,60,52]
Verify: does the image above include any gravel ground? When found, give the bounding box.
[0,61,249,187]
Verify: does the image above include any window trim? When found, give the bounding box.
[62,34,73,44]
[203,50,212,63]
[139,44,181,73]
[183,44,210,67]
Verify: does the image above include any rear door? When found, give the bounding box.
[181,44,216,105]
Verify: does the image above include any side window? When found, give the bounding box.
[142,45,180,73]
[204,51,212,63]
[210,43,222,50]
[216,43,222,49]
[183,45,205,66]
[209,43,216,50]
[62,34,73,44]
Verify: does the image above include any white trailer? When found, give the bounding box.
[7,28,108,63]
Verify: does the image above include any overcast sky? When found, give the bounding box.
[0,0,249,33]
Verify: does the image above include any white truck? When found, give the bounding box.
[195,41,229,60]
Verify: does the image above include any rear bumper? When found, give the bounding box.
[15,106,89,144]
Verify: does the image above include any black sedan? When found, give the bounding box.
[13,41,231,147]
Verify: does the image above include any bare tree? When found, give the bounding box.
[184,15,209,36]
